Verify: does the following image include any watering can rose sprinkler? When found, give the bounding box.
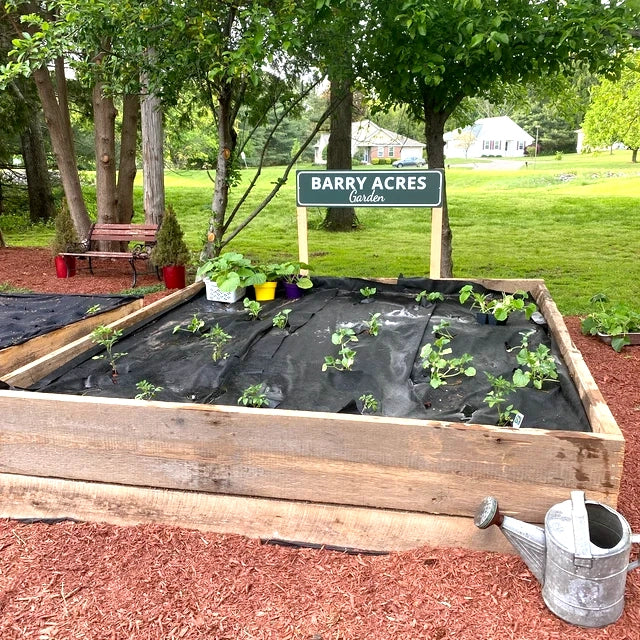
[475,491,640,628]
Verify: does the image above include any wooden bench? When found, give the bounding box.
[61,223,160,287]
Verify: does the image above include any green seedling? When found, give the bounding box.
[364,312,381,336]
[322,327,358,372]
[484,373,521,426]
[510,331,559,389]
[238,383,269,408]
[91,325,127,379]
[420,335,476,389]
[173,313,205,334]
[135,380,163,400]
[273,309,292,330]
[86,304,102,315]
[432,319,453,338]
[243,297,262,320]
[581,293,640,352]
[359,286,376,299]
[203,323,232,362]
[359,393,379,414]
[416,290,444,304]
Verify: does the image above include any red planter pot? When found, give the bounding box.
[163,265,186,289]
[54,255,76,278]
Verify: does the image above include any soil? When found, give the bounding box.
[1,247,639,640]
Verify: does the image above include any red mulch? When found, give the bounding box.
[1,247,639,639]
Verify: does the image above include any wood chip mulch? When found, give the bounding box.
[1,247,639,639]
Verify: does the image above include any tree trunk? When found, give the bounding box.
[204,86,235,258]
[92,81,118,226]
[33,64,91,240]
[20,110,55,223]
[423,97,458,278]
[632,148,638,163]
[116,94,139,223]
[141,65,165,225]
[322,76,356,231]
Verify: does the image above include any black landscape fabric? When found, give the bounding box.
[0,293,140,349]
[33,278,590,431]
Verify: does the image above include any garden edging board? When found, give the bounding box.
[0,279,624,553]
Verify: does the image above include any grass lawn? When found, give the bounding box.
[4,151,639,315]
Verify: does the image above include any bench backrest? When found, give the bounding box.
[89,223,159,245]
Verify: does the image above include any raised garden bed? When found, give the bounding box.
[0,278,623,553]
[0,293,142,376]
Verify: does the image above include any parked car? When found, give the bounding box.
[392,156,426,168]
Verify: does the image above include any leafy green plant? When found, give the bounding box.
[196,252,265,292]
[273,261,313,289]
[272,308,292,329]
[580,293,640,352]
[86,304,102,315]
[510,331,559,389]
[359,393,379,414]
[416,290,444,304]
[243,297,262,320]
[484,373,521,427]
[203,324,232,361]
[151,204,191,267]
[364,312,381,336]
[322,327,358,372]
[432,319,453,338]
[419,336,476,388]
[135,380,163,400]
[173,313,205,334]
[238,383,269,408]
[91,325,127,378]
[360,286,376,299]
[459,285,536,321]
[50,200,78,255]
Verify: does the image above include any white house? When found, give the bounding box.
[314,119,426,164]
[443,116,534,159]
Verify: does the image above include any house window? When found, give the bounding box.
[482,140,502,151]
[377,147,384,158]
[517,141,524,150]
[387,146,394,157]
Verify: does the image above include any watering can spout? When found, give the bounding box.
[475,496,546,584]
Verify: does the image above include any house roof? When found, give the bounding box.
[444,116,533,142]
[314,119,425,149]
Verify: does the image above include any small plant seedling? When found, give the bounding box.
[484,373,521,426]
[91,325,127,379]
[173,313,205,334]
[238,383,269,408]
[322,327,358,372]
[86,304,102,315]
[360,286,376,299]
[243,297,262,320]
[580,293,640,352]
[416,290,444,304]
[135,379,163,400]
[459,285,536,321]
[420,336,476,389]
[432,319,453,338]
[359,393,379,414]
[510,331,559,389]
[203,323,232,362]
[272,309,292,329]
[364,312,381,336]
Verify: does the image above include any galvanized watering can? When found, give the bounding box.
[475,491,640,628]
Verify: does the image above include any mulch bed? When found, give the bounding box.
[1,247,639,639]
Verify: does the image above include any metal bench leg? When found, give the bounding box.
[88,257,94,275]
[130,258,138,288]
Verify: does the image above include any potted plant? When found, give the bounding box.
[151,205,191,289]
[275,261,313,299]
[196,252,265,303]
[581,293,640,352]
[253,263,281,301]
[51,201,79,278]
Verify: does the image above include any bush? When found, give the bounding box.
[371,158,380,165]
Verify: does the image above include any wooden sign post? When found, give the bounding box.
[295,169,444,278]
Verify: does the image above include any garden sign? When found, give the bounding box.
[295,169,445,276]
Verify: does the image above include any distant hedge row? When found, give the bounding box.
[370,158,397,165]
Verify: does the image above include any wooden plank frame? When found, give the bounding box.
[0,279,624,553]
[0,298,143,377]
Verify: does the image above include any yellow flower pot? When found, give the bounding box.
[254,281,277,301]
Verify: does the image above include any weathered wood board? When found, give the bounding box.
[0,279,625,553]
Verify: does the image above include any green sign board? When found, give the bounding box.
[296,169,443,208]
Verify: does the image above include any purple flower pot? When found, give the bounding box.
[283,282,303,299]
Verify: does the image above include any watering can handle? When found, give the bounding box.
[628,534,640,572]
[571,491,593,568]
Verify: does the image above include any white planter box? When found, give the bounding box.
[204,278,246,303]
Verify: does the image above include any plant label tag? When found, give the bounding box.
[512,412,524,429]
